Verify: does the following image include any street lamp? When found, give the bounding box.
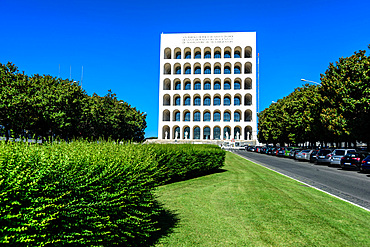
[301,78,320,85]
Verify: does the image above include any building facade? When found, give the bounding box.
[158,32,257,142]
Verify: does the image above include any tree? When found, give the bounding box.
[319,45,370,147]
[0,62,147,142]
[0,62,32,141]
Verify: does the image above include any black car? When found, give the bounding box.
[340,152,368,170]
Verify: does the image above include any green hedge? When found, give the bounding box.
[150,144,225,183]
[0,141,225,246]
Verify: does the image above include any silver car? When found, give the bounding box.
[316,149,333,164]
[330,149,356,166]
[296,150,311,161]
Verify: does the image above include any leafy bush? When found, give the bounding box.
[150,144,225,183]
[0,141,225,246]
[0,141,162,246]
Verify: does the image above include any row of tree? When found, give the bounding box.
[0,62,147,142]
[258,45,370,148]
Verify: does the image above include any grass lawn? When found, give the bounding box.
[154,152,370,247]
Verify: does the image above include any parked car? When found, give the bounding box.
[271,147,279,156]
[340,152,368,170]
[266,147,275,155]
[330,149,356,166]
[289,148,302,159]
[284,147,294,157]
[360,155,370,173]
[261,147,268,154]
[296,150,311,161]
[309,149,319,163]
[315,149,333,164]
[277,147,287,157]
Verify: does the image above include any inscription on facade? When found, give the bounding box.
[182,35,234,44]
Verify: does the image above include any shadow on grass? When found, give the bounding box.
[144,204,180,247]
[168,168,228,184]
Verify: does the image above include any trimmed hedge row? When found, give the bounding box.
[0,141,225,246]
[150,144,225,183]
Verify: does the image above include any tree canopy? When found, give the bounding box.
[258,45,370,148]
[0,62,146,142]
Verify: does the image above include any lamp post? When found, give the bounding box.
[301,78,320,85]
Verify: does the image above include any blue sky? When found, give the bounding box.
[1,0,369,138]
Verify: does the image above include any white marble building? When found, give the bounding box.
[158,32,257,142]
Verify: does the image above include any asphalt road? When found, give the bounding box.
[232,149,370,211]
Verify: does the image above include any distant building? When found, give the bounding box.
[158,32,257,142]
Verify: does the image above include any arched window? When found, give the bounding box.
[224,82,231,90]
[204,97,211,106]
[245,78,252,89]
[184,97,191,106]
[194,97,201,106]
[194,51,201,59]
[224,66,231,74]
[234,51,241,58]
[234,112,241,122]
[214,97,221,106]
[164,64,171,75]
[204,82,211,90]
[214,82,221,90]
[194,127,200,139]
[244,110,252,122]
[175,112,180,121]
[245,47,252,58]
[234,81,241,90]
[224,127,231,139]
[224,112,231,122]
[163,95,170,106]
[176,52,181,59]
[224,97,231,106]
[184,82,191,90]
[204,67,211,74]
[213,127,221,140]
[184,112,190,121]
[245,126,252,140]
[175,66,181,74]
[184,127,190,139]
[163,110,170,121]
[234,127,241,139]
[174,127,180,139]
[204,112,211,122]
[194,67,201,74]
[224,51,231,58]
[214,51,221,58]
[175,97,181,106]
[194,81,201,90]
[175,82,181,90]
[194,112,201,121]
[214,66,221,74]
[214,112,221,122]
[163,79,171,90]
[204,127,211,139]
[244,94,252,105]
[185,51,191,59]
[185,66,191,74]
[234,66,241,74]
[245,62,252,74]
[204,51,211,58]
[164,48,171,59]
[234,97,241,106]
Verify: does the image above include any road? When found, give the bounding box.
[233,149,370,211]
